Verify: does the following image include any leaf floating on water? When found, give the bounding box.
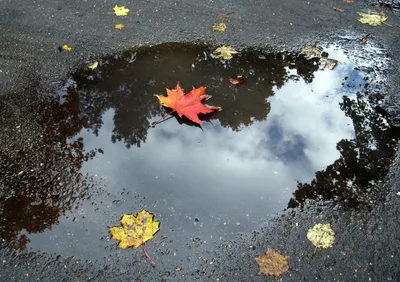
[214,45,238,60]
[301,43,338,70]
[115,23,124,30]
[255,248,289,277]
[300,44,323,60]
[320,58,338,70]
[59,45,72,52]
[155,83,221,125]
[357,11,389,26]
[128,52,137,63]
[88,61,99,70]
[213,23,227,32]
[229,75,243,85]
[307,223,335,248]
[110,210,160,248]
[113,5,130,16]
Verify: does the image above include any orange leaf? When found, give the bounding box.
[255,248,289,277]
[155,83,220,125]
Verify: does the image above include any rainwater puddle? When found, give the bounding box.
[2,43,399,262]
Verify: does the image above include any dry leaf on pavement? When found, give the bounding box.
[213,23,227,32]
[113,5,130,16]
[357,11,389,26]
[307,223,335,248]
[255,248,289,277]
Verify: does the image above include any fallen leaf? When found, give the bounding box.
[115,23,124,30]
[357,11,389,26]
[320,58,338,70]
[229,75,243,85]
[113,5,130,16]
[344,0,354,2]
[255,248,289,277]
[88,61,99,70]
[217,13,229,20]
[59,45,72,52]
[307,223,335,248]
[213,23,227,32]
[174,267,182,272]
[214,45,238,60]
[300,44,323,60]
[110,210,160,248]
[333,7,344,12]
[360,33,371,45]
[155,83,220,125]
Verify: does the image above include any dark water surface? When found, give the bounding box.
[1,43,398,262]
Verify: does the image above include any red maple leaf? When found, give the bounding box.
[155,83,220,125]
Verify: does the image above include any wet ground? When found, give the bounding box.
[1,0,400,281]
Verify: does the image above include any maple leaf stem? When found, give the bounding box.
[289,268,307,281]
[151,110,175,127]
[141,244,155,265]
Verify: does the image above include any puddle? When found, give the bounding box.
[1,43,399,262]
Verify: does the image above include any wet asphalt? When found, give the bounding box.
[1,0,400,281]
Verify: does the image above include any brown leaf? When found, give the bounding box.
[344,0,354,3]
[217,13,229,20]
[255,248,289,277]
[333,7,344,12]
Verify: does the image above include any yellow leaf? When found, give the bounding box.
[255,248,289,277]
[213,23,227,32]
[60,45,72,52]
[115,23,124,30]
[110,210,160,248]
[357,11,389,26]
[214,45,238,60]
[88,61,99,70]
[113,5,130,16]
[307,223,335,248]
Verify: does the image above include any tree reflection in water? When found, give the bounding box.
[0,86,100,249]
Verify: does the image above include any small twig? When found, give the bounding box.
[289,268,307,281]
[151,110,175,127]
[141,244,155,265]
